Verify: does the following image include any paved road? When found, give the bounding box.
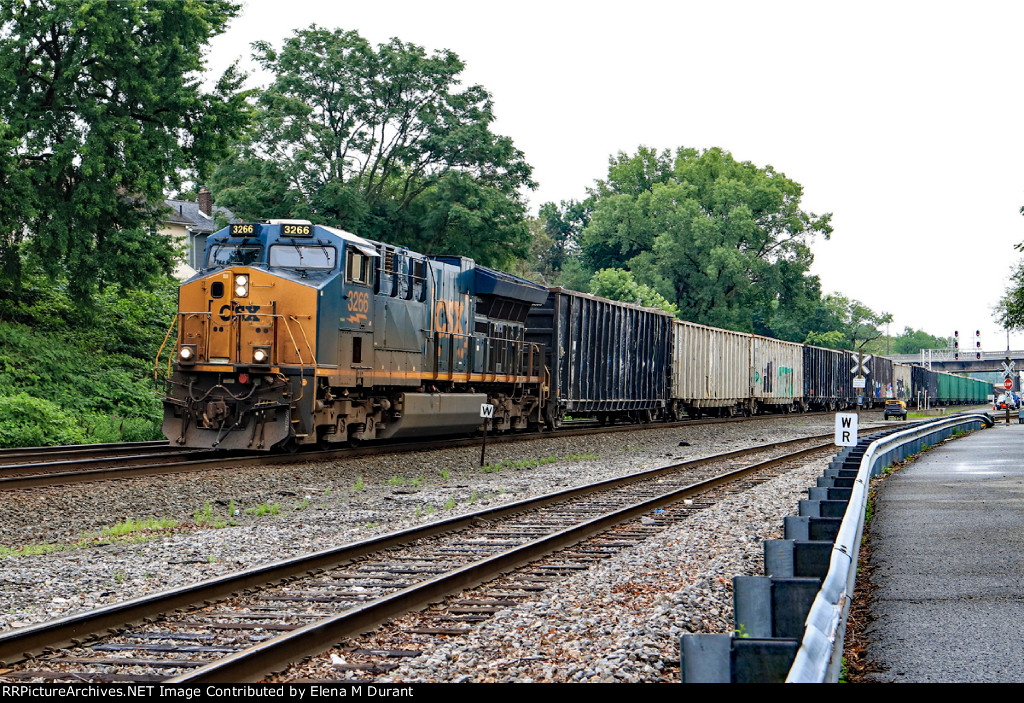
[865,419,1024,682]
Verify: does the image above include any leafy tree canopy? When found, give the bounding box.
[578,146,833,335]
[212,26,535,269]
[536,199,589,277]
[886,327,950,355]
[997,239,1024,331]
[0,0,248,300]
[589,268,679,315]
[802,293,892,352]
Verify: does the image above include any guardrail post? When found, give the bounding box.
[680,634,802,683]
[765,540,833,579]
[735,576,822,638]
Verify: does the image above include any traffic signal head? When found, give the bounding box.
[977,352,981,359]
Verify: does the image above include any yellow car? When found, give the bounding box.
[884,399,907,420]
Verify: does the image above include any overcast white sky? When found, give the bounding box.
[204,0,1024,351]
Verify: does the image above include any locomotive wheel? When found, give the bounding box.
[277,436,299,454]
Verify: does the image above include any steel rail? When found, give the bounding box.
[0,414,860,491]
[0,435,832,670]
[171,440,836,683]
[0,441,171,463]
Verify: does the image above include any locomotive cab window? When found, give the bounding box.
[269,244,337,269]
[206,244,264,268]
[346,248,372,285]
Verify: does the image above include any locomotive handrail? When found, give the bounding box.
[154,314,180,387]
[288,314,319,369]
[276,315,308,404]
[171,311,215,365]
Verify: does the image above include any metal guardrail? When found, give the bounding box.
[785,412,994,683]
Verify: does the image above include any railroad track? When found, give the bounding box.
[0,434,836,683]
[0,411,871,491]
[0,441,173,465]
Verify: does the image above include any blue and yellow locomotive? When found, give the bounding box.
[161,221,549,450]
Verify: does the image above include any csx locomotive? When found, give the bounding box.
[161,221,549,450]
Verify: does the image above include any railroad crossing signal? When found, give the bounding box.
[1002,359,1015,379]
[851,353,872,376]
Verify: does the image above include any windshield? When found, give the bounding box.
[206,244,264,268]
[269,244,337,269]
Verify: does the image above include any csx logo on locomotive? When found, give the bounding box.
[434,298,467,335]
[219,302,261,322]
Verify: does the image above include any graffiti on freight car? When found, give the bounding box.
[779,366,794,395]
[754,364,795,395]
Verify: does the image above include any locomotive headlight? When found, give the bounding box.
[234,274,249,297]
[178,344,197,365]
[252,345,271,365]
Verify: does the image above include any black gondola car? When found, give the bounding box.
[867,355,894,407]
[803,345,851,410]
[525,288,674,427]
[911,365,939,405]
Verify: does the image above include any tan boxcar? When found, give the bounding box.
[671,320,751,417]
[750,335,804,411]
[893,362,913,400]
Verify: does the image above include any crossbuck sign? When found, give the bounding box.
[851,353,872,376]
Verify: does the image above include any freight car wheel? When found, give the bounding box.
[545,410,563,431]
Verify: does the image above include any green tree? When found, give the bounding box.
[588,268,679,315]
[0,0,248,299]
[997,252,1024,331]
[802,294,891,352]
[888,327,950,355]
[579,146,832,333]
[213,26,534,269]
[537,199,589,275]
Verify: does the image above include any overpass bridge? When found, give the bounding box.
[888,349,1024,376]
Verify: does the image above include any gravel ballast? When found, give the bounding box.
[0,415,866,678]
